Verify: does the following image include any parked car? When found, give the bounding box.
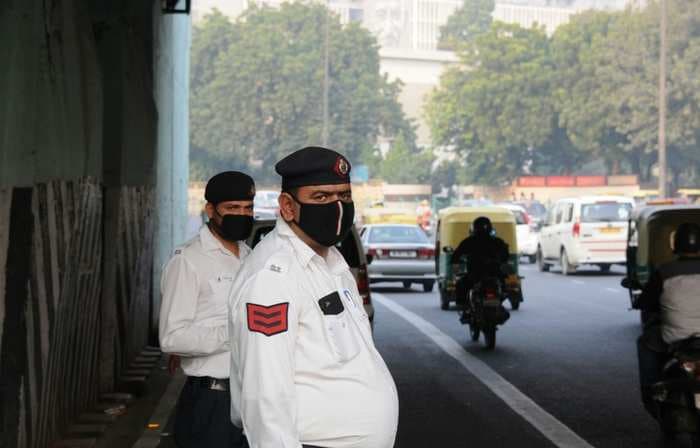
[247,219,374,324]
[536,196,634,275]
[253,190,280,219]
[496,203,538,263]
[360,224,437,292]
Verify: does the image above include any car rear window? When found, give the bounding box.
[369,226,429,244]
[581,202,632,223]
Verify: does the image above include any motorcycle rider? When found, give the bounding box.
[636,222,700,417]
[451,216,510,313]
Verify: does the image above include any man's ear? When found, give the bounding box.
[205,202,216,220]
[278,193,297,221]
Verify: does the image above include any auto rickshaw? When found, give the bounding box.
[622,205,700,313]
[361,207,417,225]
[621,205,700,442]
[435,207,523,311]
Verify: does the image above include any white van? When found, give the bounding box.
[536,196,634,275]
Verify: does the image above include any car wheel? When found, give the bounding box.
[528,255,537,264]
[403,281,412,289]
[423,280,435,293]
[561,249,575,276]
[509,298,520,311]
[536,247,549,272]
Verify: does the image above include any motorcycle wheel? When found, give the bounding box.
[469,322,480,342]
[484,326,497,350]
[439,289,450,311]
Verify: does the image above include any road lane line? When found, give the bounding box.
[374,293,594,448]
[572,280,585,285]
[605,287,620,293]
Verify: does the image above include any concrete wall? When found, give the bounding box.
[0,1,189,446]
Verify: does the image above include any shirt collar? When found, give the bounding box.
[199,225,250,258]
[275,218,349,274]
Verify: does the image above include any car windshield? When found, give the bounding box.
[525,203,546,218]
[369,226,429,244]
[581,202,632,223]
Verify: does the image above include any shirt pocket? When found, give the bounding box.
[207,274,234,306]
[318,292,361,363]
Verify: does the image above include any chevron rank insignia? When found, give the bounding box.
[246,302,289,336]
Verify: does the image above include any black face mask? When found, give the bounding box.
[211,211,254,242]
[292,197,355,247]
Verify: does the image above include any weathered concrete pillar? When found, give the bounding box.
[152,8,191,332]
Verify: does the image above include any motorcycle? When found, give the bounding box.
[458,268,510,350]
[649,337,700,445]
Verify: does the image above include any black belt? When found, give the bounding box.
[186,376,230,391]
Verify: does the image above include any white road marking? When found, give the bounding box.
[605,287,620,293]
[374,293,595,448]
[572,280,585,285]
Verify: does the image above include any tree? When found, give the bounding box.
[189,4,415,182]
[428,22,585,184]
[380,133,434,184]
[437,0,495,51]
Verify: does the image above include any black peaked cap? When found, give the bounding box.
[205,171,255,204]
[275,146,351,190]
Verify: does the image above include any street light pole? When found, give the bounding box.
[322,5,330,146]
[658,0,668,197]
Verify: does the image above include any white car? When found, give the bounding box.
[536,196,634,275]
[496,203,539,263]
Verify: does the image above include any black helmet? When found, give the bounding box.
[674,223,700,254]
[472,216,494,237]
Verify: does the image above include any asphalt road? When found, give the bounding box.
[370,262,691,448]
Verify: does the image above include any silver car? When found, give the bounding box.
[360,224,437,292]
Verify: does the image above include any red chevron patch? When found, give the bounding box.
[246,302,289,336]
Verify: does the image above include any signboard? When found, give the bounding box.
[351,165,370,183]
[575,176,606,187]
[607,175,639,186]
[518,176,546,187]
[546,176,576,187]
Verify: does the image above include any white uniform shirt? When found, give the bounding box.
[228,218,399,448]
[160,225,251,379]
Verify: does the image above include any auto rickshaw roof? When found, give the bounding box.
[632,205,700,266]
[438,206,517,224]
[632,204,700,222]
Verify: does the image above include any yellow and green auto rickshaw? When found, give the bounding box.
[622,205,700,314]
[435,207,523,311]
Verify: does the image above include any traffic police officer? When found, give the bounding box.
[228,147,399,448]
[160,171,255,448]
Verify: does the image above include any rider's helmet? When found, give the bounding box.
[674,223,700,254]
[471,216,494,237]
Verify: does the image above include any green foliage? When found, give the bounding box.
[437,0,495,51]
[380,133,435,184]
[429,0,700,187]
[190,4,415,182]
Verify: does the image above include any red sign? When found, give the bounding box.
[546,176,576,187]
[518,176,546,187]
[576,176,607,187]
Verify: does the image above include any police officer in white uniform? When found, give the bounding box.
[160,171,255,448]
[228,147,399,448]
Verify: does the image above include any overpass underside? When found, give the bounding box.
[0,1,189,446]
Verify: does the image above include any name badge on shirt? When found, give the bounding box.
[318,292,345,315]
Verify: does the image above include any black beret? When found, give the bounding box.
[205,171,255,204]
[275,146,351,190]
